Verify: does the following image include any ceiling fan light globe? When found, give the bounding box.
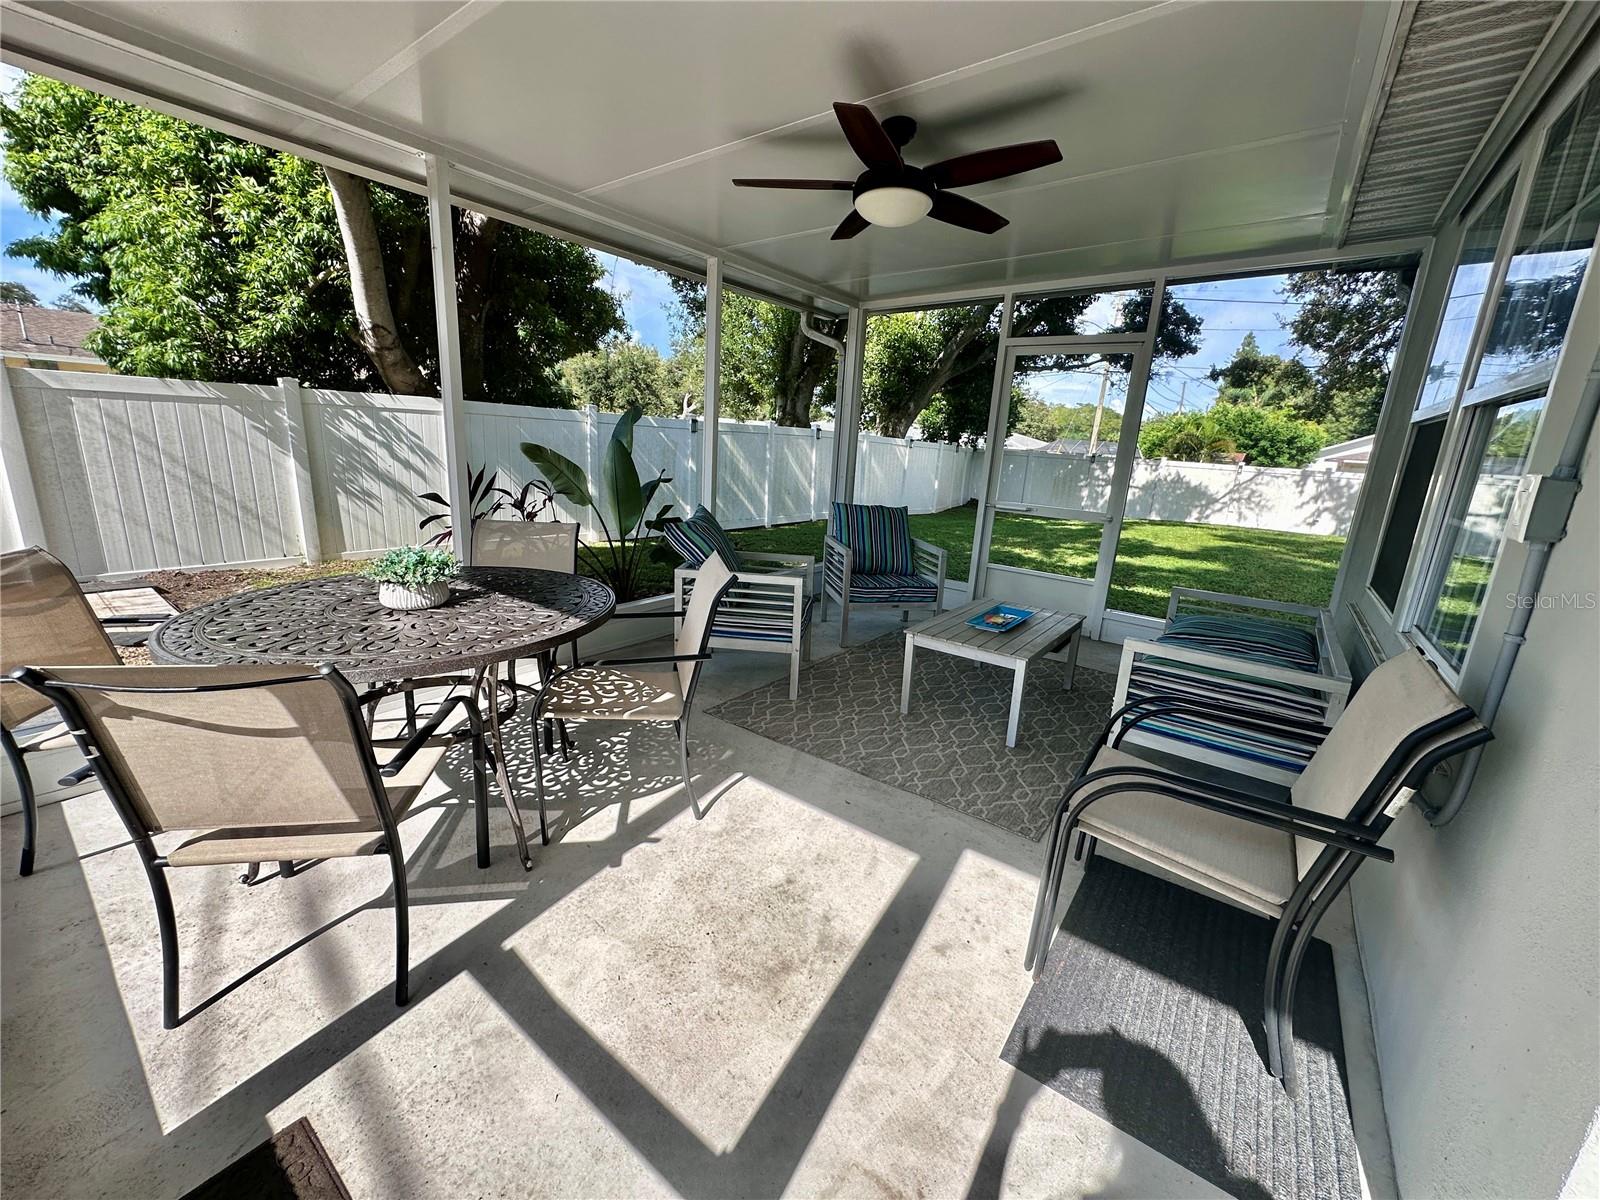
[854,186,933,227]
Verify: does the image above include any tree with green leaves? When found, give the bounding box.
[1015,396,1124,443]
[864,289,1200,442]
[1140,401,1324,467]
[667,280,839,426]
[1,73,624,404]
[1281,267,1411,439]
[0,281,40,304]
[559,337,678,417]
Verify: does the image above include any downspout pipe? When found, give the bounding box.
[801,313,847,409]
[1424,356,1600,826]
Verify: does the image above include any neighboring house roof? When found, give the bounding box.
[0,303,105,364]
[1005,433,1048,450]
[1315,434,1374,463]
[1041,437,1134,458]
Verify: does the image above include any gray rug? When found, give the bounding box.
[706,632,1115,840]
[1002,858,1358,1200]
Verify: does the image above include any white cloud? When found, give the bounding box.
[597,253,683,353]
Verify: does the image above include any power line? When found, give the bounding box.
[1173,295,1309,305]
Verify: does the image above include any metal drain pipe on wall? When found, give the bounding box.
[1424,355,1600,826]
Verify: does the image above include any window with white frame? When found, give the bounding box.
[1405,70,1600,672]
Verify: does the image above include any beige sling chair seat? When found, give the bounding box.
[2,546,171,878]
[10,662,451,1028]
[1026,647,1491,1095]
[471,518,582,761]
[527,553,739,822]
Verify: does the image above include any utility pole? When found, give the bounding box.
[1178,380,1187,412]
[1088,360,1109,454]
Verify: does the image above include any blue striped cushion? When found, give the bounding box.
[1157,613,1319,673]
[662,506,742,570]
[713,595,815,642]
[830,502,915,575]
[847,573,937,604]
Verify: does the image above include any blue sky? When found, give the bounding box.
[1028,271,1307,418]
[595,252,684,354]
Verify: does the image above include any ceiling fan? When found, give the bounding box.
[733,102,1062,240]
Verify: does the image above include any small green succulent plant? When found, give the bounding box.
[363,546,461,589]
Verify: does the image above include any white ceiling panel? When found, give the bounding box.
[71,0,474,101]
[726,130,1344,296]
[4,0,1405,303]
[356,1,1158,194]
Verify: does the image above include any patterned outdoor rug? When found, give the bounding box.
[1003,858,1358,1200]
[706,632,1115,840]
[180,1117,351,1200]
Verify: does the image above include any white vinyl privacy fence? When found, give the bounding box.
[0,368,984,576]
[2,366,1361,579]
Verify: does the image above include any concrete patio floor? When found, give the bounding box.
[1,607,1395,1199]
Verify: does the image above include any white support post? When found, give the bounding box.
[762,421,774,526]
[0,367,46,550]
[702,256,722,515]
[970,295,1017,601]
[832,305,865,508]
[425,154,471,562]
[584,404,600,532]
[276,376,323,563]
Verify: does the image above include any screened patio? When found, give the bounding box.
[2,3,1598,1199]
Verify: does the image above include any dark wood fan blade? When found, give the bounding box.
[833,102,901,170]
[732,178,855,190]
[831,209,870,240]
[927,140,1062,189]
[929,190,1008,234]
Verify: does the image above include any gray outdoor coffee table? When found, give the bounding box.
[900,600,1085,748]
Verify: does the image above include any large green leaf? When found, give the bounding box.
[603,432,644,537]
[610,406,640,454]
[639,469,672,515]
[519,442,592,509]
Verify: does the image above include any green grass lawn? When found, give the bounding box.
[734,502,1345,619]
[179,504,1344,620]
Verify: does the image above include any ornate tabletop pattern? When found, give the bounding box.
[149,567,616,684]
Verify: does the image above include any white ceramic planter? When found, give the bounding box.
[377,580,451,611]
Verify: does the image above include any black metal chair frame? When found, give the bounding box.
[4,609,169,879]
[10,664,430,1028]
[525,573,738,823]
[1026,691,1491,1094]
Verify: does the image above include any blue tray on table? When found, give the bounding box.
[967,604,1035,633]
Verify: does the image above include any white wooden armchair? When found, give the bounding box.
[676,551,813,700]
[820,502,946,646]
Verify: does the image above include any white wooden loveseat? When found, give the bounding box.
[1112,588,1351,785]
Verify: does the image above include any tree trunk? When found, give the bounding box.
[323,167,431,396]
[875,309,993,437]
[452,208,503,402]
[774,319,814,427]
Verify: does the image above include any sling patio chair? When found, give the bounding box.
[472,517,582,752]
[821,502,946,646]
[1025,646,1490,1093]
[1,546,173,877]
[527,552,738,822]
[472,518,580,574]
[11,662,461,1027]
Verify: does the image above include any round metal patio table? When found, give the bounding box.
[149,567,616,870]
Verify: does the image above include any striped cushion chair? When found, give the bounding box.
[664,507,816,700]
[821,502,946,646]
